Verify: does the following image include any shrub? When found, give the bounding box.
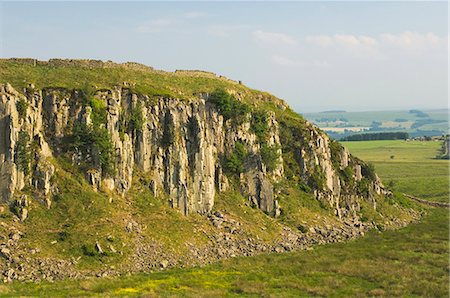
[260,144,280,172]
[361,162,376,181]
[89,98,107,127]
[223,141,248,175]
[91,127,116,177]
[309,170,326,190]
[16,131,32,175]
[128,102,144,133]
[209,89,249,123]
[329,140,343,168]
[297,224,308,233]
[299,181,312,193]
[71,122,116,177]
[117,102,144,140]
[356,178,371,197]
[340,166,354,184]
[251,111,269,143]
[16,99,28,119]
[81,244,97,257]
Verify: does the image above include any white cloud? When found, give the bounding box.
[253,30,297,46]
[183,11,208,19]
[208,25,248,38]
[305,34,381,58]
[380,32,444,49]
[270,55,303,67]
[306,35,333,46]
[334,34,377,47]
[307,34,377,48]
[136,18,174,33]
[306,32,445,51]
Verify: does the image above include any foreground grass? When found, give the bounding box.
[4,140,449,297]
[4,208,448,297]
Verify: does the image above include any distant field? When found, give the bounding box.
[321,126,370,132]
[303,109,449,139]
[342,140,449,202]
[6,140,449,297]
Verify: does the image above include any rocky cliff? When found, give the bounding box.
[0,59,418,282]
[0,80,386,219]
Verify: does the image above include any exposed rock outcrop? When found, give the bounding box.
[0,82,386,218]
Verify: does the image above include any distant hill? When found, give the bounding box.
[302,109,449,140]
[320,110,346,113]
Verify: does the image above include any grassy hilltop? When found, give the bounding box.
[0,58,285,109]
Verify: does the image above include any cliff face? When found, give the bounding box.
[0,81,385,219]
[0,59,422,283]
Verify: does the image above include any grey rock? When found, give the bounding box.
[160,260,169,269]
[10,233,20,241]
[95,242,103,254]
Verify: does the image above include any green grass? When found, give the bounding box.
[342,140,449,202]
[20,157,133,269]
[5,140,449,297]
[0,59,277,108]
[4,208,448,297]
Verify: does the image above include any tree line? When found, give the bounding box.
[340,132,409,141]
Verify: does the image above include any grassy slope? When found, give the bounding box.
[5,140,449,297]
[0,60,280,108]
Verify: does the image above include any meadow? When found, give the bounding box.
[342,140,449,203]
[3,140,449,297]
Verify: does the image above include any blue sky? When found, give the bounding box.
[0,1,448,112]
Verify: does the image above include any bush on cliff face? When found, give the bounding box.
[260,144,280,172]
[16,98,28,120]
[339,166,355,187]
[309,164,326,190]
[71,123,116,177]
[129,102,144,133]
[209,89,249,123]
[356,178,371,197]
[329,140,344,168]
[251,111,269,143]
[223,141,248,175]
[89,98,107,128]
[361,162,376,181]
[118,103,144,140]
[15,131,33,175]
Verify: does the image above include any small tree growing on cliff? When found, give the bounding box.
[223,141,248,175]
[16,99,29,120]
[71,122,117,177]
[251,110,269,143]
[361,162,376,181]
[15,131,32,175]
[129,102,144,134]
[260,144,280,172]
